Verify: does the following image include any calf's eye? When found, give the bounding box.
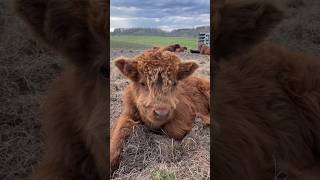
[173,81,177,86]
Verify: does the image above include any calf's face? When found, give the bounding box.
[115,50,198,128]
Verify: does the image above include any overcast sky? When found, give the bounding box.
[110,0,210,32]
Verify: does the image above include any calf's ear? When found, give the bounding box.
[114,58,139,82]
[214,0,284,60]
[14,0,106,66]
[177,61,199,80]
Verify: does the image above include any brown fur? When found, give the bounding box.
[110,48,210,169]
[162,44,186,52]
[199,44,210,55]
[213,0,320,179]
[155,45,187,52]
[14,0,108,179]
[176,46,188,52]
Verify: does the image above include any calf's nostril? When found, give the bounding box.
[154,108,169,118]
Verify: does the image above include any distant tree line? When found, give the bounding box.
[112,26,210,37]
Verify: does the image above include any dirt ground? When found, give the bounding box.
[110,50,210,179]
[1,0,320,179]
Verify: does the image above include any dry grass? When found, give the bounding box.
[0,1,63,179]
[110,50,210,180]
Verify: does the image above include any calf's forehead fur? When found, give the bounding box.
[115,48,199,92]
[136,50,180,73]
[135,49,181,90]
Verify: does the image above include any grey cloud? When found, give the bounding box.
[110,0,210,30]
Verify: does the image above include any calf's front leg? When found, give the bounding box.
[110,115,139,170]
[196,113,210,125]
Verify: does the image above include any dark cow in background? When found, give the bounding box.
[213,0,320,180]
[176,46,188,52]
[162,44,188,52]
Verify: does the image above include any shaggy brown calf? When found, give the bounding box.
[15,0,108,179]
[110,48,210,169]
[199,44,210,55]
[190,44,210,55]
[176,46,188,52]
[154,45,187,53]
[162,44,181,52]
[213,0,320,179]
[162,44,187,52]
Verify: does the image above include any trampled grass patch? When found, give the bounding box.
[111,35,197,50]
[151,170,176,180]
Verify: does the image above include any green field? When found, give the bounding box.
[110,35,197,50]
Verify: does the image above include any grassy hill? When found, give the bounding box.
[111,35,197,50]
[112,26,210,38]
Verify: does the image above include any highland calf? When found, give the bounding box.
[110,48,210,169]
[213,0,320,180]
[176,46,188,52]
[162,44,187,52]
[15,0,108,179]
[162,44,181,52]
[199,44,210,55]
[190,44,210,55]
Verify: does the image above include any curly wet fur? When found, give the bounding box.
[14,0,108,179]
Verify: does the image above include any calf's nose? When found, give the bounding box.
[154,108,169,120]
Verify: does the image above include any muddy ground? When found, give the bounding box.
[110,50,210,179]
[1,0,320,179]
